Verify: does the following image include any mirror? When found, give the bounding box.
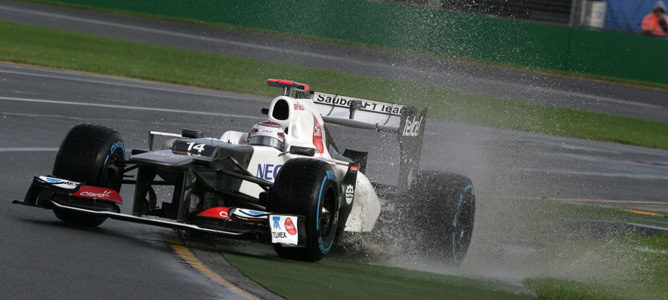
[289,146,315,156]
[182,129,203,138]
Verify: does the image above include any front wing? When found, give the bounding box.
[14,175,307,246]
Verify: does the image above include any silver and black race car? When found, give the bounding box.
[14,79,475,262]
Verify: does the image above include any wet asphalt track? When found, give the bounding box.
[0,63,667,298]
[0,2,667,299]
[0,65,256,299]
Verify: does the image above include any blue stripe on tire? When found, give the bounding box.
[316,177,327,230]
[104,141,125,167]
[317,176,335,254]
[451,184,472,263]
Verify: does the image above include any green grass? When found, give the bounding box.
[221,230,667,300]
[1,20,668,149]
[222,252,534,300]
[219,200,667,300]
[525,234,668,300]
[488,199,668,299]
[525,278,627,300]
[508,199,668,230]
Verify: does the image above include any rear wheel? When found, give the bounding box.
[52,124,125,227]
[268,159,339,261]
[402,171,475,264]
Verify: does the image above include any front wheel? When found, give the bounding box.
[52,124,125,227]
[268,159,340,261]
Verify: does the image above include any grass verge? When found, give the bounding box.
[512,199,668,229]
[1,20,668,149]
[222,252,534,300]
[219,201,666,300]
[524,234,668,300]
[489,199,667,300]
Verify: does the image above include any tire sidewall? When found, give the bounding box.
[53,124,125,190]
[51,124,125,227]
[269,159,340,261]
[448,184,475,264]
[310,171,339,255]
[404,171,476,264]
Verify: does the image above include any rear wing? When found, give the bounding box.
[311,92,426,188]
[267,78,426,188]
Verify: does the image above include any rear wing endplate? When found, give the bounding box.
[312,92,426,188]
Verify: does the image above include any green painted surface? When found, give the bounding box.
[29,0,668,84]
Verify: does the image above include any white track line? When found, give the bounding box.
[0,147,58,152]
[0,68,262,101]
[0,96,257,119]
[517,167,668,180]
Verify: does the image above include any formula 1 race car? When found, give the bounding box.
[14,79,475,262]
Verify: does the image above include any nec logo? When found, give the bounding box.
[257,163,283,181]
[402,116,423,137]
[294,103,305,111]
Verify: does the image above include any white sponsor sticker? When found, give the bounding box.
[313,92,404,116]
[38,176,79,190]
[233,208,269,220]
[345,185,355,205]
[269,215,299,245]
[79,190,112,198]
[402,115,423,137]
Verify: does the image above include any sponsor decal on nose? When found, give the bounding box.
[273,216,281,229]
[257,163,283,181]
[270,215,299,245]
[197,207,230,220]
[285,217,297,235]
[72,185,122,203]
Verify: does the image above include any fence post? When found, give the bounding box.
[569,0,580,26]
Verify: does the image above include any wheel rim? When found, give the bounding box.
[319,188,336,240]
[103,149,123,190]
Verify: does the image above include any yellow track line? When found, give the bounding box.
[169,243,259,300]
[510,196,668,206]
[620,209,660,216]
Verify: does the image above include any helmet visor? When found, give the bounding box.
[248,135,284,150]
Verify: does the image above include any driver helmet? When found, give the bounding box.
[248,121,286,150]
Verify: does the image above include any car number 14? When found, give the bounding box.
[186,142,206,153]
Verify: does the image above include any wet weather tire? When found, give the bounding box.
[405,171,475,264]
[52,124,125,227]
[269,158,339,261]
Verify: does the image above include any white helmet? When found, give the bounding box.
[248,121,286,150]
